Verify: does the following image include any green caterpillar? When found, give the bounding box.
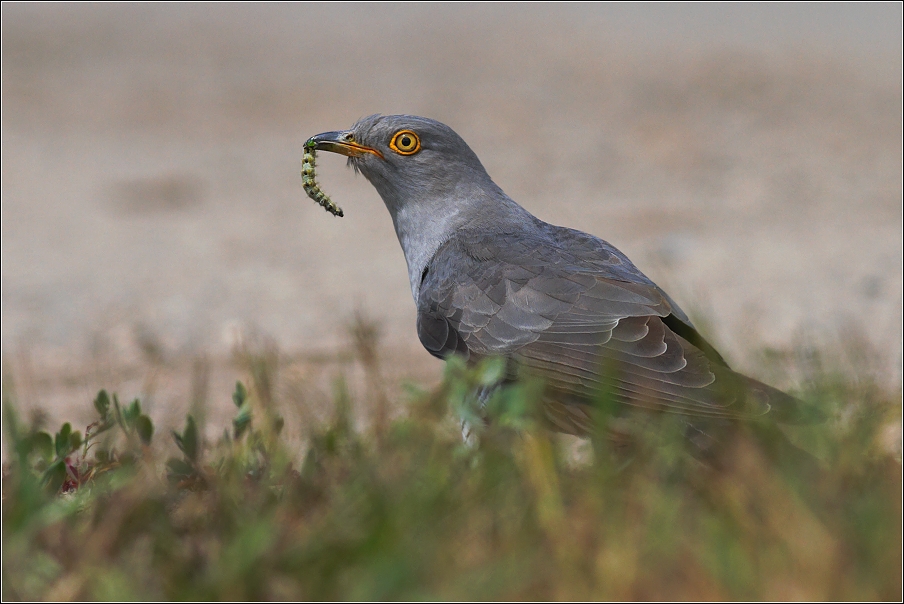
[301,139,344,217]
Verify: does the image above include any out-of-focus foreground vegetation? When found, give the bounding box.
[2,329,901,601]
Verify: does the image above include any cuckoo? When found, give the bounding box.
[306,115,820,436]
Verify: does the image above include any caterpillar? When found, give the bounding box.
[301,139,344,217]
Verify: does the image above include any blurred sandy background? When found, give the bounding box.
[2,4,901,436]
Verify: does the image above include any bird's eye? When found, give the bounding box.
[390,130,421,155]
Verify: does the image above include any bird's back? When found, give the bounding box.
[417,219,817,433]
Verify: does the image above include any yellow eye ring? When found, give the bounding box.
[389,130,421,155]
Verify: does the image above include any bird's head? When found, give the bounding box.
[307,115,533,301]
[307,115,504,216]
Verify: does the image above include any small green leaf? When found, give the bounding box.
[55,423,72,458]
[477,357,507,387]
[112,394,124,428]
[233,406,252,440]
[32,432,54,461]
[42,459,67,491]
[94,390,110,418]
[68,430,82,452]
[166,457,194,481]
[124,399,142,425]
[136,415,154,445]
[443,355,467,380]
[179,415,198,462]
[232,381,248,408]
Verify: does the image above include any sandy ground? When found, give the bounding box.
[2,4,902,438]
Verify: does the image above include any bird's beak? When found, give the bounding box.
[307,130,384,159]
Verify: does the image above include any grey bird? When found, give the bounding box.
[308,115,819,435]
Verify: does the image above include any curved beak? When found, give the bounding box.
[306,130,384,159]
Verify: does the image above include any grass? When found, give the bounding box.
[1,326,901,601]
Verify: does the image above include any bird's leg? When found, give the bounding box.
[460,383,498,446]
[460,418,478,447]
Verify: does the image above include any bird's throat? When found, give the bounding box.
[392,201,465,304]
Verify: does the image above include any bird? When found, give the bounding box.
[307,114,821,437]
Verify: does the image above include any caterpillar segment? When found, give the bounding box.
[301,141,344,217]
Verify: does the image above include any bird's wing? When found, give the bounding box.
[417,227,801,430]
